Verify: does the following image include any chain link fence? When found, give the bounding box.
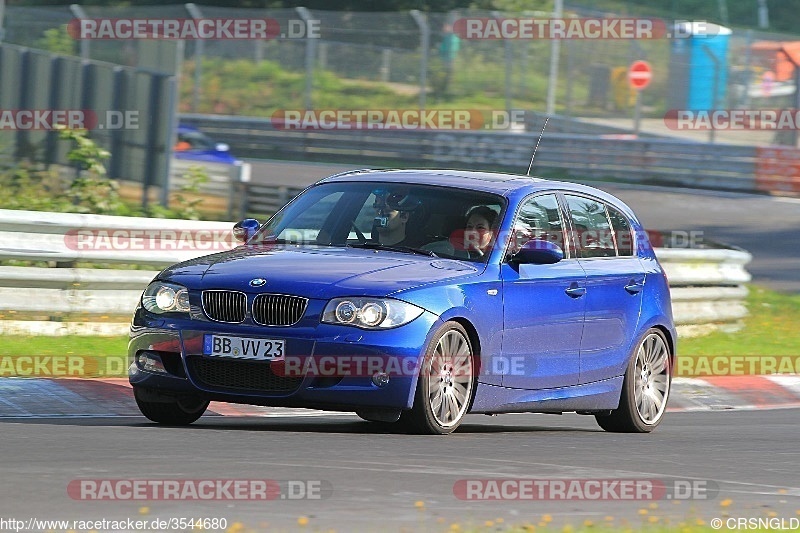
[2,4,799,146]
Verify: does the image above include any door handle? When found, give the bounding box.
[565,284,586,298]
[624,279,645,294]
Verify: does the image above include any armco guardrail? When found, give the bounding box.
[0,210,751,336]
[0,209,234,335]
[657,248,752,333]
[179,113,792,195]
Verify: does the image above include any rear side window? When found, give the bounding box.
[564,195,616,258]
[510,194,566,256]
[607,206,634,256]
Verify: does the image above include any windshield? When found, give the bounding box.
[253,181,506,262]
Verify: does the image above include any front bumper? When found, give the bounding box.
[128,309,440,411]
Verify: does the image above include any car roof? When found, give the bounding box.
[317,169,633,213]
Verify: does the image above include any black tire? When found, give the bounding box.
[134,388,209,426]
[401,322,476,435]
[596,328,672,433]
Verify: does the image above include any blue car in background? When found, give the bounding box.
[129,169,675,434]
[173,124,238,164]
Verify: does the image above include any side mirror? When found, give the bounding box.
[233,218,260,243]
[215,142,230,152]
[510,239,564,265]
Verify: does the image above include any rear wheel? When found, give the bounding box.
[134,388,209,426]
[596,329,672,433]
[401,322,476,435]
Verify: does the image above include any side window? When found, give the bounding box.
[607,206,634,256]
[509,194,566,256]
[564,195,616,258]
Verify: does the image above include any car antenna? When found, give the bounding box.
[526,115,550,177]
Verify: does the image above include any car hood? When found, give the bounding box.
[160,245,479,299]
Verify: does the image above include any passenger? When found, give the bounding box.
[463,206,498,259]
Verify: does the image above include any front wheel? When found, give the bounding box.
[134,388,209,426]
[596,329,672,433]
[401,322,476,435]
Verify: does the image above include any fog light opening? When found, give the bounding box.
[372,372,390,387]
[137,351,168,374]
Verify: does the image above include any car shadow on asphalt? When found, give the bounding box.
[0,415,602,434]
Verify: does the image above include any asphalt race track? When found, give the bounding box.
[247,159,800,293]
[1,410,799,531]
[1,159,798,532]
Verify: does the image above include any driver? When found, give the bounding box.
[371,189,422,246]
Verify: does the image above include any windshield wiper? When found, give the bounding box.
[347,241,438,257]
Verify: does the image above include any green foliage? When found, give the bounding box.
[0,130,216,219]
[33,25,75,55]
[0,162,72,212]
[169,165,211,221]
[58,127,125,215]
[0,128,124,215]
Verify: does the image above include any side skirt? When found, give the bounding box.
[470,376,623,414]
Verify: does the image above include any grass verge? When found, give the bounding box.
[679,286,800,357]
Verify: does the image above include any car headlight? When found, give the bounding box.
[142,281,190,315]
[322,297,424,329]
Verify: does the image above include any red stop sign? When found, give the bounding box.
[628,60,652,90]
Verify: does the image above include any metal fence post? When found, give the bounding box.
[144,73,176,208]
[69,4,90,61]
[16,49,31,160]
[380,48,391,82]
[45,55,65,166]
[741,30,753,107]
[410,10,428,111]
[702,44,720,144]
[108,66,128,179]
[492,11,513,115]
[296,7,315,111]
[161,74,179,208]
[0,0,6,42]
[185,3,204,113]
[565,38,574,116]
[255,37,264,63]
[546,0,563,115]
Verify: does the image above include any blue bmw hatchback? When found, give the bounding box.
[129,169,675,434]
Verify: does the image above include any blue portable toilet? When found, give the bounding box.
[667,22,732,110]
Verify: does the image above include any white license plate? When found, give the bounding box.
[203,334,285,359]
